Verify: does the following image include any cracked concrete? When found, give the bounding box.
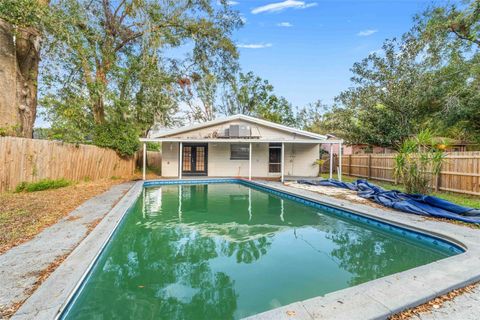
[0,182,134,318]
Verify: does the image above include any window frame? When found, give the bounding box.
[268,143,282,173]
[230,143,250,160]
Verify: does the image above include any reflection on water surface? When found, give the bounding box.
[63,183,454,320]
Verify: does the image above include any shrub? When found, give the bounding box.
[15,182,28,193]
[394,130,445,194]
[314,159,327,176]
[146,142,161,151]
[15,179,71,192]
[93,121,140,157]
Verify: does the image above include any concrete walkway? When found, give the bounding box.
[0,182,134,316]
[410,285,480,320]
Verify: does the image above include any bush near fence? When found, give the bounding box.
[0,137,137,192]
[339,152,480,196]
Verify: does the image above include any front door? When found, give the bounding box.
[182,144,208,176]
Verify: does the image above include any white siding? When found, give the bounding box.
[161,142,179,177]
[161,142,319,178]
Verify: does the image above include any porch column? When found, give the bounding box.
[338,141,343,182]
[249,142,252,180]
[281,142,285,183]
[179,142,183,179]
[329,143,333,179]
[142,142,146,180]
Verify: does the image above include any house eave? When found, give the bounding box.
[140,138,343,144]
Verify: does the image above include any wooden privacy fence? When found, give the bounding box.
[137,150,162,175]
[340,151,480,196]
[0,137,137,192]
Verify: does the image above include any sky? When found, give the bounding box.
[35,0,454,128]
[230,0,451,107]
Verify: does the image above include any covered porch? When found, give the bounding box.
[139,138,344,182]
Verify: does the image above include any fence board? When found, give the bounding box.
[341,152,480,196]
[0,137,136,192]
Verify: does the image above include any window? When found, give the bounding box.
[230,144,250,160]
[269,143,282,173]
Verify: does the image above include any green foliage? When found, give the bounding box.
[330,37,437,147]
[92,121,140,157]
[299,0,480,147]
[15,179,71,193]
[415,0,479,59]
[295,100,334,133]
[146,142,161,152]
[413,0,480,143]
[394,130,446,194]
[178,72,219,123]
[314,159,327,176]
[0,0,48,28]
[220,71,295,125]
[39,0,241,154]
[0,125,19,137]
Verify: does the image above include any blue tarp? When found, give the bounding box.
[298,179,480,224]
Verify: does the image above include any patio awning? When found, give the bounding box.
[140,138,344,144]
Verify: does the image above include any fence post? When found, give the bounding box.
[435,173,440,192]
[348,155,352,176]
[367,154,372,179]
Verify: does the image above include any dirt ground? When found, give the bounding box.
[0,172,159,255]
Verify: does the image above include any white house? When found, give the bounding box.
[140,114,343,181]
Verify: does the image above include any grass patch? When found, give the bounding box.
[15,179,71,193]
[319,173,480,209]
[0,178,135,254]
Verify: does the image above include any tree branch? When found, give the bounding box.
[449,26,480,47]
[113,21,186,52]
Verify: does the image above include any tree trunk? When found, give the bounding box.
[15,27,41,138]
[0,19,20,135]
[0,19,41,138]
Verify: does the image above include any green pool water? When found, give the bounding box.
[62,183,457,319]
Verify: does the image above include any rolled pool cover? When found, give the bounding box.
[297,179,480,224]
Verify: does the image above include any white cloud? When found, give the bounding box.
[357,29,378,37]
[237,43,273,49]
[277,22,293,27]
[251,0,317,14]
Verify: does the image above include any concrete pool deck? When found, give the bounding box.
[410,284,480,320]
[11,179,480,320]
[0,182,134,318]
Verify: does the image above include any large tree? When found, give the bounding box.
[39,0,241,155]
[329,36,439,148]
[414,0,480,141]
[220,71,295,125]
[0,0,49,137]
[300,0,480,147]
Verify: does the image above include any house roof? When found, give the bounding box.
[432,137,478,146]
[150,114,328,141]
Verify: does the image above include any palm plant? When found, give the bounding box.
[394,129,445,194]
[314,159,327,176]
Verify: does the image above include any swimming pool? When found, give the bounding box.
[60,180,462,319]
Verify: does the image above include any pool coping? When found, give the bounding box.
[12,179,480,320]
